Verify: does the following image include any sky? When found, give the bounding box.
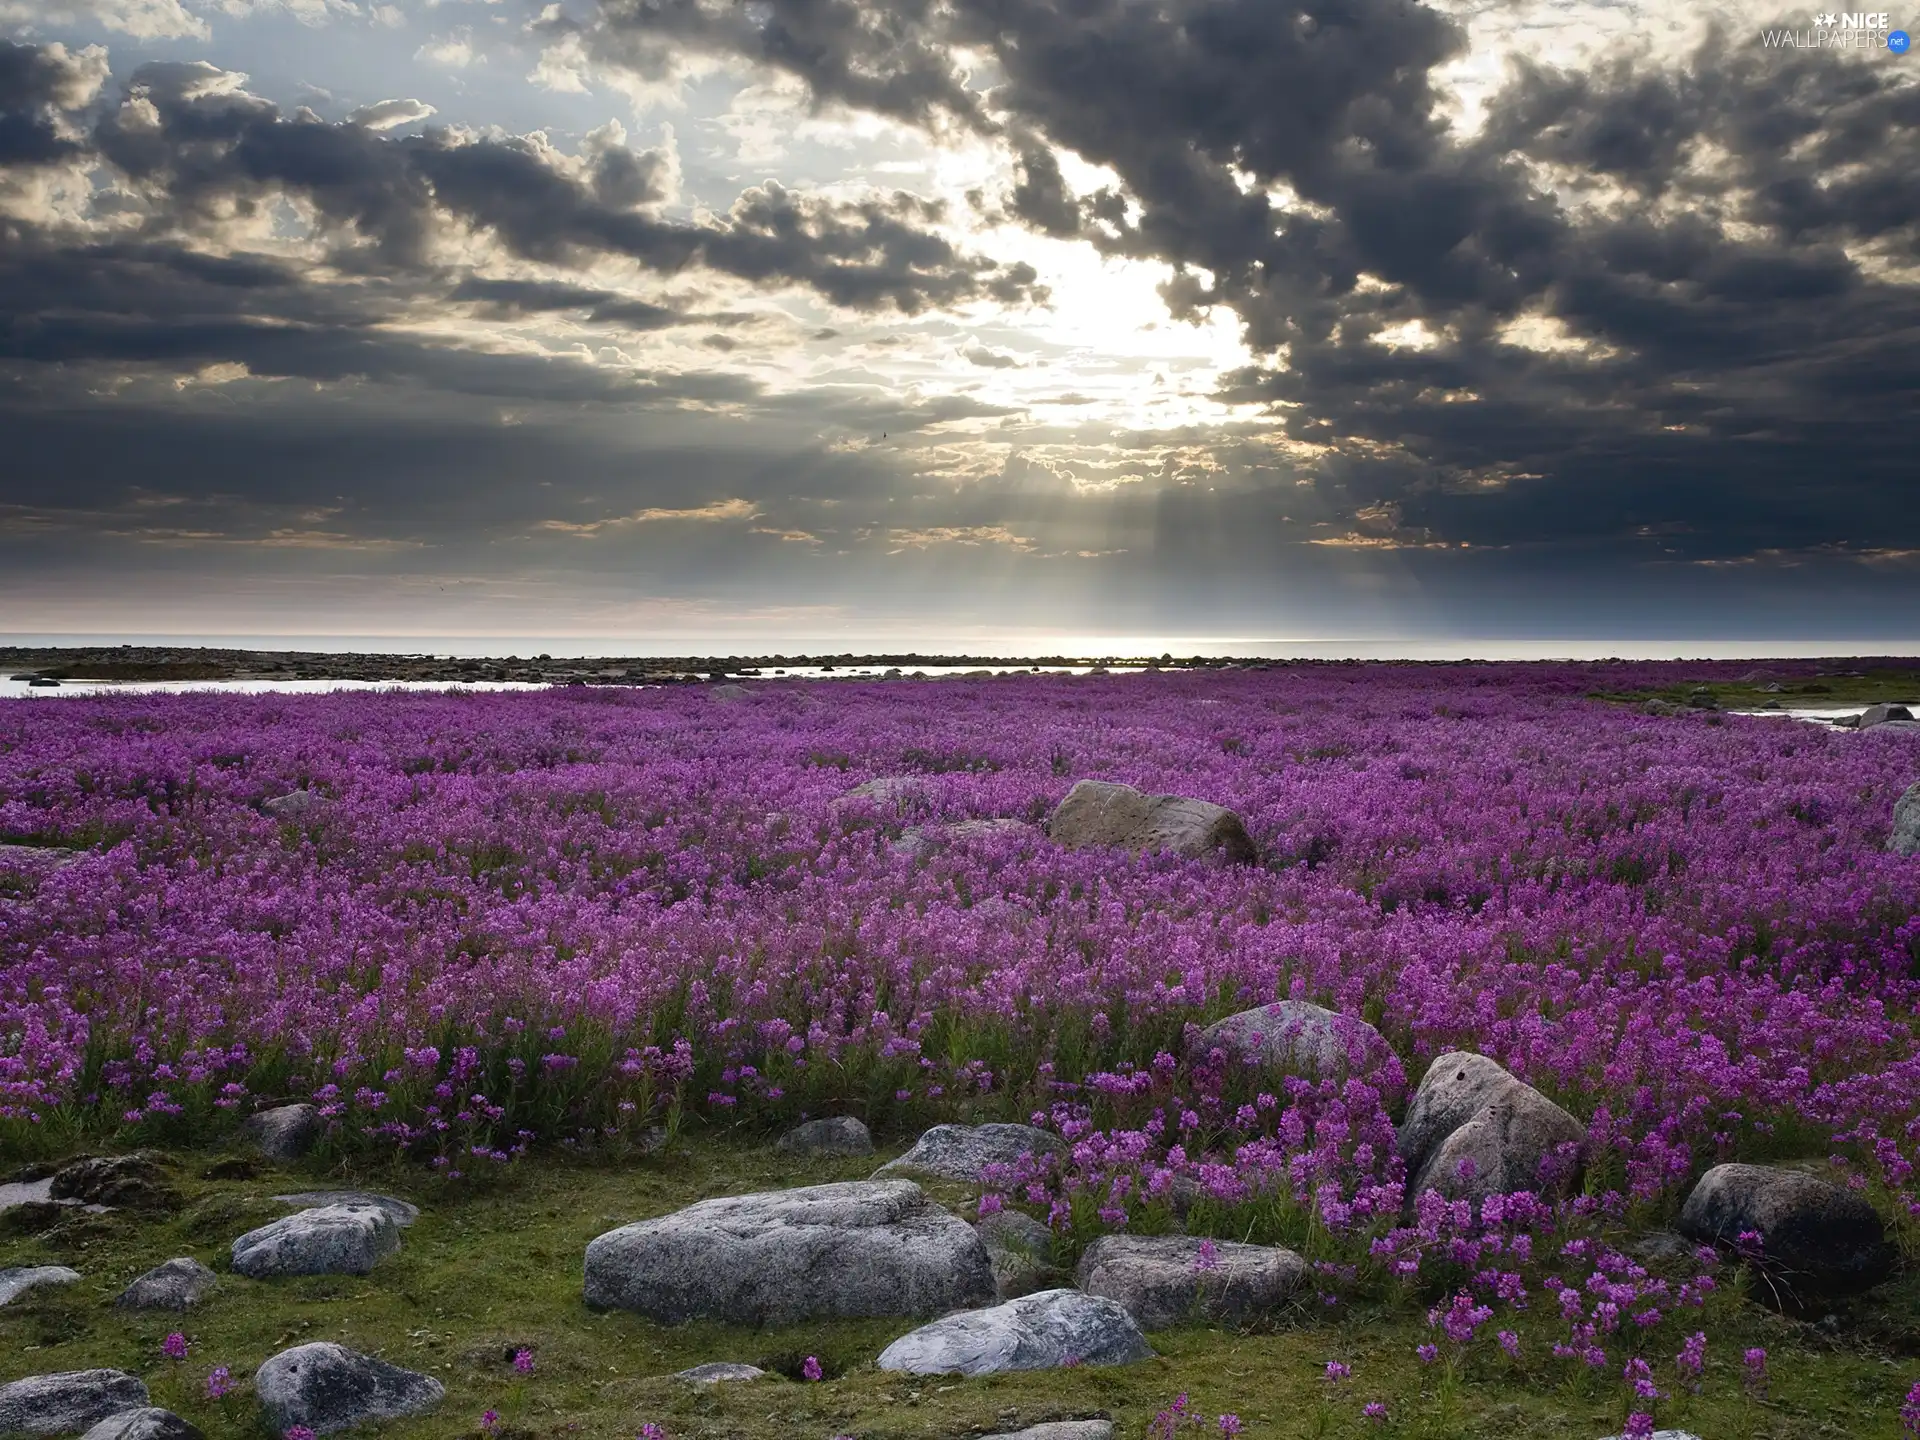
[1,0,1916,651]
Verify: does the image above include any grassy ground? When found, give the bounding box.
[1592,667,1920,712]
[4,1137,1917,1440]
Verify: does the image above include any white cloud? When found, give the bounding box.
[347,96,437,130]
[0,0,207,40]
[415,26,478,67]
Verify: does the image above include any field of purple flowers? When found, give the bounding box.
[8,664,1920,1433]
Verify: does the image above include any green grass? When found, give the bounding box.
[4,1138,1919,1439]
[1592,667,1920,713]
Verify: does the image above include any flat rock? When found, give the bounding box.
[262,790,328,820]
[584,1179,995,1325]
[1075,1234,1306,1330]
[1890,782,1920,855]
[1196,1001,1393,1080]
[78,1410,204,1440]
[273,1190,418,1226]
[875,1288,1154,1376]
[231,1204,402,1278]
[1047,779,1256,863]
[672,1363,767,1384]
[774,1116,874,1158]
[983,1426,1114,1440]
[115,1258,218,1311]
[1678,1163,1895,1296]
[253,1342,444,1436]
[1397,1052,1585,1205]
[243,1103,321,1162]
[0,1265,81,1306]
[50,1154,176,1210]
[0,1371,149,1436]
[873,1123,1069,1185]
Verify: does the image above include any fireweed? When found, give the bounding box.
[3,669,1920,1261]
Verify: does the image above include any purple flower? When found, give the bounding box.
[1217,1417,1242,1436]
[1363,1402,1388,1424]
[482,1412,499,1430]
[286,1429,317,1440]
[1497,1330,1520,1360]
[1324,1361,1351,1384]
[1416,1344,1439,1366]
[204,1366,230,1400]
[162,1332,188,1362]
[802,1355,823,1382]
[1901,1379,1920,1437]
[512,1347,534,1375]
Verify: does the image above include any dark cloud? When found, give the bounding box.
[0,38,102,166]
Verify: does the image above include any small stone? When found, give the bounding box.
[272,1191,419,1226]
[585,1179,994,1325]
[1075,1234,1306,1329]
[253,1342,444,1436]
[1678,1163,1894,1297]
[672,1363,768,1384]
[1196,1001,1394,1082]
[774,1117,874,1158]
[116,1258,218,1311]
[79,1409,205,1440]
[873,1123,1069,1185]
[231,1204,402,1278]
[243,1104,321,1162]
[982,1426,1115,1440]
[1047,779,1257,863]
[262,790,328,820]
[0,1371,149,1436]
[0,1264,81,1306]
[876,1288,1154,1376]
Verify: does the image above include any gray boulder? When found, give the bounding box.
[774,1117,874,1159]
[1075,1234,1306,1330]
[977,1210,1062,1301]
[243,1103,321,1162]
[1397,1052,1585,1205]
[253,1343,444,1436]
[830,777,932,824]
[873,1123,1069,1185]
[1047,780,1256,864]
[272,1191,418,1226]
[672,1363,767,1384]
[1859,703,1914,729]
[984,1427,1114,1440]
[876,1288,1154,1376]
[0,1265,80,1306]
[1678,1163,1895,1296]
[79,1410,203,1440]
[1890,783,1920,856]
[584,1179,995,1325]
[1196,1001,1392,1080]
[262,790,328,821]
[231,1204,401,1278]
[0,1372,149,1436]
[115,1258,217,1311]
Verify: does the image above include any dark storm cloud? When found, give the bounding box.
[0,38,102,166]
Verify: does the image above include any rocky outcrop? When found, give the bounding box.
[774,1117,874,1158]
[1075,1234,1306,1330]
[231,1204,402,1278]
[253,1343,443,1436]
[876,1289,1154,1376]
[1047,780,1256,864]
[50,1154,176,1210]
[872,1124,1069,1185]
[0,1371,149,1436]
[1397,1052,1585,1206]
[115,1258,217,1311]
[583,1180,995,1325]
[1678,1163,1895,1297]
[1195,1001,1392,1081]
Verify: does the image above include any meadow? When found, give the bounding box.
[5,663,1920,1438]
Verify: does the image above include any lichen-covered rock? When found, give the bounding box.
[272,1191,418,1226]
[876,1288,1154,1376]
[1678,1163,1895,1297]
[1890,783,1920,856]
[0,1371,149,1436]
[1196,1001,1393,1081]
[50,1154,176,1210]
[1075,1234,1306,1330]
[253,1343,443,1436]
[78,1409,204,1440]
[873,1123,1068,1185]
[774,1117,874,1158]
[982,1426,1114,1440]
[0,1265,81,1307]
[584,1180,995,1325]
[672,1363,767,1384]
[1047,780,1256,864]
[1397,1052,1584,1205]
[116,1258,217,1311]
[242,1104,321,1162]
[231,1204,401,1278]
